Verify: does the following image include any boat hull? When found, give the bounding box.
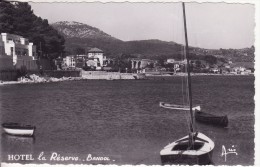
[3,128,34,136]
[160,132,214,165]
[195,111,228,127]
[161,149,213,165]
[2,123,35,136]
[159,102,201,111]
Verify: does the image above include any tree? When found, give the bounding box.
[195,60,201,68]
[73,47,85,55]
[0,1,65,60]
[146,62,154,68]
[111,54,132,72]
[204,55,217,65]
[0,2,15,32]
[157,55,167,67]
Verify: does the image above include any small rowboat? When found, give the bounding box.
[2,123,36,136]
[159,102,201,111]
[160,132,214,165]
[195,111,228,127]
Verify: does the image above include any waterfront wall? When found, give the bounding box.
[44,70,81,78]
[0,55,13,71]
[1,70,133,81]
[27,70,81,78]
[0,70,17,81]
[82,71,135,80]
[16,58,38,70]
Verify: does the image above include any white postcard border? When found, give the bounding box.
[2,0,259,166]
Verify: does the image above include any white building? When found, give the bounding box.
[86,58,98,68]
[63,55,76,68]
[166,59,175,64]
[166,59,187,65]
[232,66,246,74]
[0,40,13,70]
[0,33,37,70]
[131,59,155,69]
[87,48,106,70]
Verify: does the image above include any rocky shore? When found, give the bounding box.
[0,72,253,86]
[0,74,84,86]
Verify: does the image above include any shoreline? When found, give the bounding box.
[146,72,254,77]
[0,75,86,86]
[0,72,254,86]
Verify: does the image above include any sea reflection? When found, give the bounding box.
[1,133,35,162]
[0,77,255,165]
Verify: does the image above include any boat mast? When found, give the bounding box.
[182,2,194,133]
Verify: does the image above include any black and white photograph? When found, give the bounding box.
[0,0,258,166]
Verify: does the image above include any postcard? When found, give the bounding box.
[0,0,258,166]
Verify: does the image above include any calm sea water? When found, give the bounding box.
[0,75,254,165]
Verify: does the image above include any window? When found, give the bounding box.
[10,47,13,56]
[7,38,13,43]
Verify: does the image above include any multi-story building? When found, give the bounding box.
[62,54,89,69]
[61,48,107,70]
[131,59,155,69]
[0,33,37,70]
[87,48,106,70]
[130,59,156,73]
[63,55,76,68]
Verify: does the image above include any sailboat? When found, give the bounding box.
[160,3,215,165]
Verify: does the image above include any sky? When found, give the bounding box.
[29,2,255,49]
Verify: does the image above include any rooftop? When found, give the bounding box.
[88,48,103,53]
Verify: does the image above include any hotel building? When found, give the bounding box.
[0,33,38,70]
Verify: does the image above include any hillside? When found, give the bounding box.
[51,21,254,63]
[52,21,120,41]
[0,2,65,59]
[51,21,187,58]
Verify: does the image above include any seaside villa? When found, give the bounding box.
[0,33,38,71]
[87,48,107,70]
[61,48,107,70]
[63,55,76,68]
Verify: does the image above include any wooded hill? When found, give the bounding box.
[0,1,253,65]
[52,21,254,64]
[0,1,65,60]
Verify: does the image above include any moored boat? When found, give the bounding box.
[2,123,36,136]
[159,2,214,165]
[159,102,201,111]
[160,132,214,165]
[195,111,228,127]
